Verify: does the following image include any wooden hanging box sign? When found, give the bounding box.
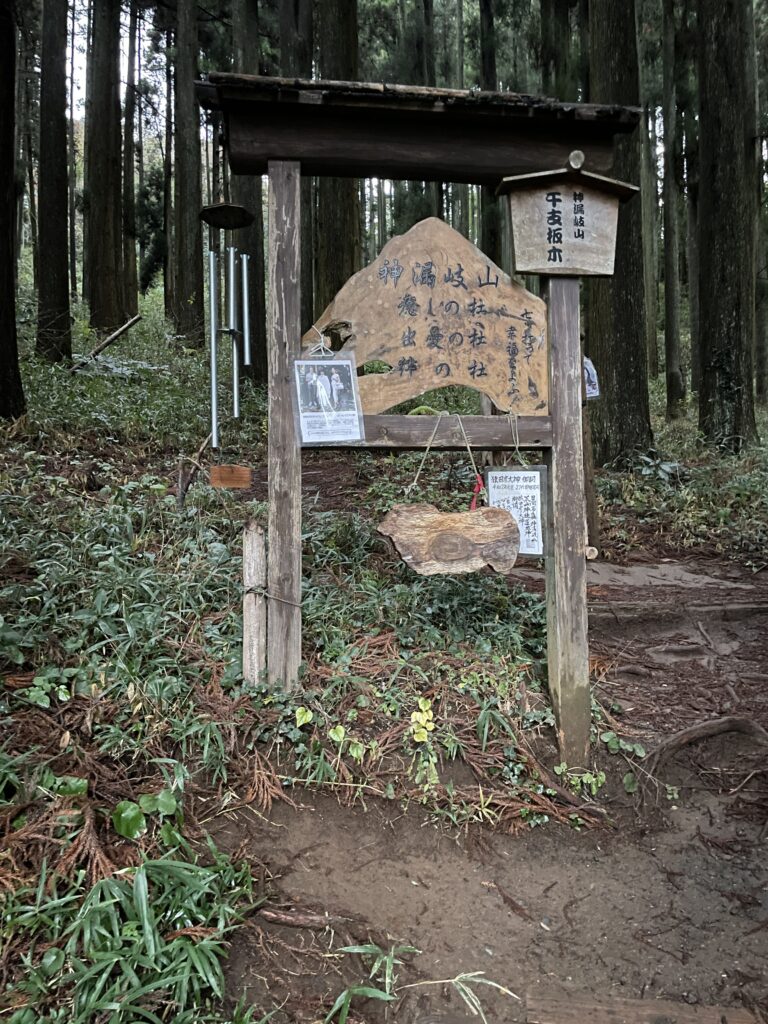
[497,150,639,277]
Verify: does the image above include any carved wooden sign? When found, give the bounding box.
[303,217,548,416]
[378,504,520,576]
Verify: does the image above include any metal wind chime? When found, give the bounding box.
[199,202,255,449]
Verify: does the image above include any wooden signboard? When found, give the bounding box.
[378,504,520,576]
[506,183,619,276]
[304,217,548,416]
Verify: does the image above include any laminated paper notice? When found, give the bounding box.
[485,466,546,557]
[293,357,365,444]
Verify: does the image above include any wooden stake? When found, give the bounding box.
[243,519,267,686]
[266,160,302,689]
[545,277,590,767]
[69,314,142,372]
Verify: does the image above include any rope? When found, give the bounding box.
[404,412,446,496]
[506,412,526,466]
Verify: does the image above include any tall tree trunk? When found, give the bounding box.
[586,0,652,464]
[479,0,502,266]
[123,1,139,317]
[137,13,146,268]
[756,211,768,404]
[67,0,77,299]
[541,0,574,98]
[82,0,93,302]
[687,175,700,391]
[316,0,361,318]
[84,0,124,330]
[662,0,684,417]
[36,0,72,362]
[697,0,758,449]
[231,0,268,382]
[173,0,205,347]
[280,0,313,330]
[640,104,659,377]
[0,1,25,418]
[163,30,174,321]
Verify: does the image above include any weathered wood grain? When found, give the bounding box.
[544,277,590,766]
[198,75,641,185]
[527,993,757,1024]
[267,161,302,690]
[242,520,266,686]
[304,218,548,416]
[378,504,520,576]
[361,414,552,449]
[507,185,620,276]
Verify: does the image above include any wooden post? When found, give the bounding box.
[266,160,302,689]
[545,277,590,767]
[243,520,267,685]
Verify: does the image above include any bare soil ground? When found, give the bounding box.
[211,553,768,1023]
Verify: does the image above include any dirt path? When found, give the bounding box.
[214,560,768,1022]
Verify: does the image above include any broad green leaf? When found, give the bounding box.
[295,707,313,728]
[111,801,147,840]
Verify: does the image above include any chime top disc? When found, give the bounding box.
[199,203,254,230]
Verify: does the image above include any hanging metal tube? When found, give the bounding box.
[241,253,251,366]
[227,245,238,333]
[228,245,240,419]
[208,249,219,449]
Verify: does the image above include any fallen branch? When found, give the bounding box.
[69,314,142,373]
[177,433,212,508]
[258,907,356,930]
[646,716,768,776]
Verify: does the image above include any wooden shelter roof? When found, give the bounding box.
[196,74,641,185]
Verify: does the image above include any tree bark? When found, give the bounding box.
[479,0,502,266]
[67,0,77,299]
[280,0,314,331]
[0,0,26,418]
[231,0,268,383]
[173,0,205,347]
[315,0,361,318]
[123,1,139,317]
[36,0,72,363]
[756,214,768,404]
[697,0,758,449]
[541,0,575,98]
[84,0,124,331]
[662,0,684,418]
[586,0,652,465]
[163,29,174,321]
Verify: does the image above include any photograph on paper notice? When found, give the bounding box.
[293,358,364,444]
[485,466,546,557]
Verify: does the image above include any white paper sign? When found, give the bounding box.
[294,357,365,444]
[486,467,546,556]
[583,356,600,400]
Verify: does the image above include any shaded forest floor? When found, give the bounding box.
[1,309,767,1022]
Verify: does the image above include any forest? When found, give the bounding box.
[1,1,768,1023]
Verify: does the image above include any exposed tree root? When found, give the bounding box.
[646,716,768,776]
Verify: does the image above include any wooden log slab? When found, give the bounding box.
[378,503,520,576]
[303,217,548,416]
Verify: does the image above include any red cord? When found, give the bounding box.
[469,473,485,511]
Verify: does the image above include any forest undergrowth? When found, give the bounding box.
[2,298,768,1022]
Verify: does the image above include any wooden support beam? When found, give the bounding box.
[359,414,552,450]
[545,277,590,767]
[242,520,266,686]
[266,160,302,690]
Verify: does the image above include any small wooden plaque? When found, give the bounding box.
[378,503,520,576]
[507,185,619,276]
[210,464,253,489]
